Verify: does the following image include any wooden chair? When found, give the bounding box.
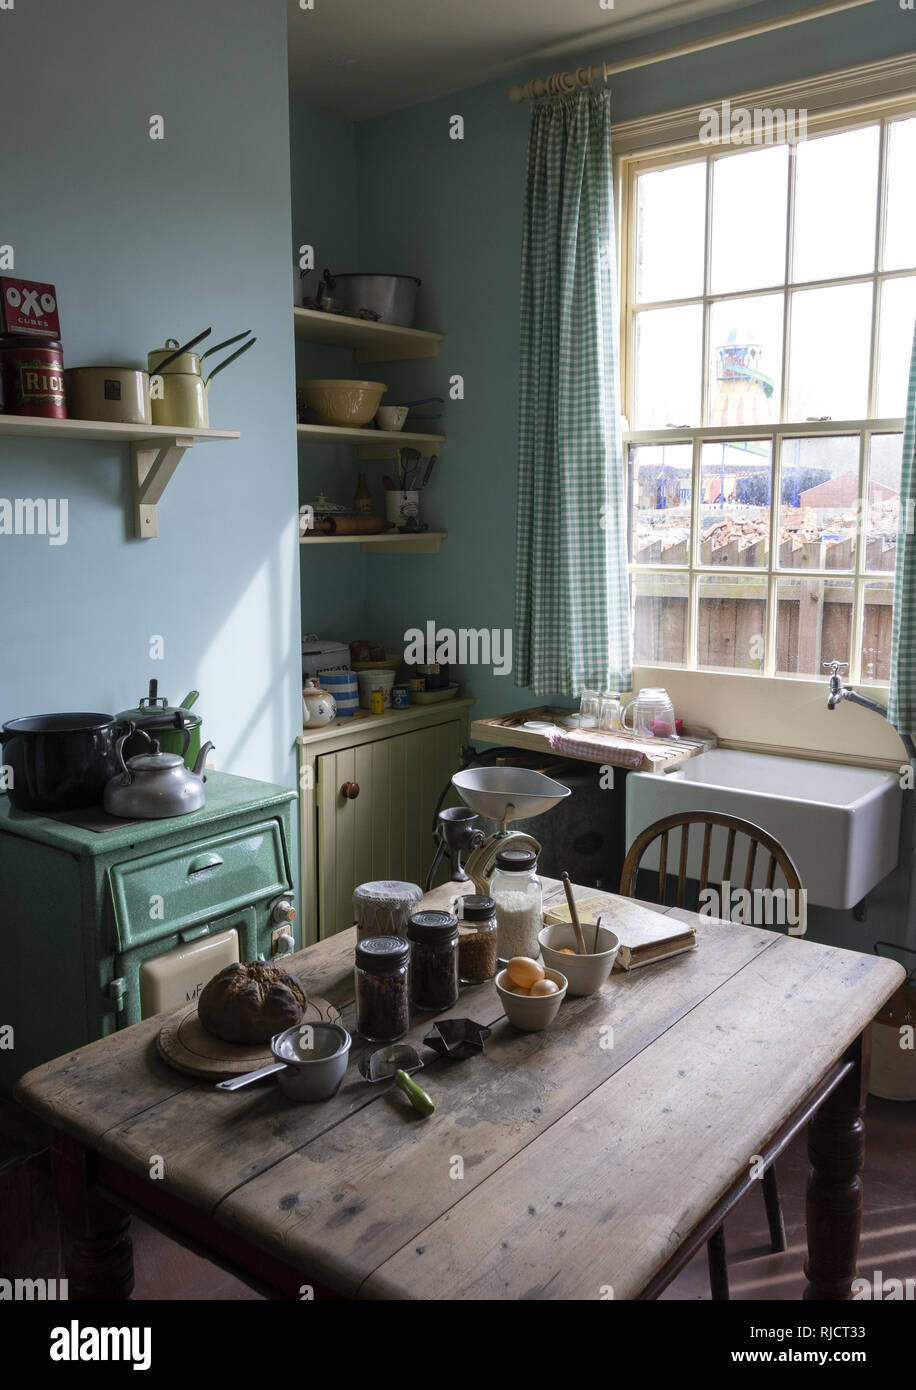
[619,810,804,1301]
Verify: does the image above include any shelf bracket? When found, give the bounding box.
[130,437,195,538]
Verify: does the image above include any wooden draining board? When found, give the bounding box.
[471,705,716,772]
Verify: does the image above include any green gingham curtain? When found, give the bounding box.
[514,89,632,697]
[888,320,916,735]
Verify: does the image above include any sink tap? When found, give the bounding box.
[824,660,849,710]
[823,661,889,718]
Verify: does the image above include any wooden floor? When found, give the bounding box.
[121,1095,914,1301]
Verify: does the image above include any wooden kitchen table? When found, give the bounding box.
[15,882,904,1302]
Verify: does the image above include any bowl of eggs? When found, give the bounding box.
[537,923,620,996]
[496,957,568,1031]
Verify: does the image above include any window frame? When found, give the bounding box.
[615,78,916,688]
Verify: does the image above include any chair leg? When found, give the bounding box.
[707,1225,730,1300]
[762,1163,787,1253]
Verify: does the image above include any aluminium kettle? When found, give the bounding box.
[104,721,214,819]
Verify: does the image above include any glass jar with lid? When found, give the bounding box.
[407,910,460,1011]
[490,848,543,963]
[457,895,498,984]
[354,936,410,1042]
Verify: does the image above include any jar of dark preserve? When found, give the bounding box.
[354,935,410,1042]
[407,910,459,1011]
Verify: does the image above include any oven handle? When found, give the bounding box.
[188,852,224,875]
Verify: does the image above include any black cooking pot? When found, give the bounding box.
[0,713,128,812]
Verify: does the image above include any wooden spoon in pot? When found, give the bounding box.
[562,871,588,954]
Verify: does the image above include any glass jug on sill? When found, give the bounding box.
[621,687,678,739]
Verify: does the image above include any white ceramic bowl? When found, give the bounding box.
[538,923,619,996]
[495,966,568,1031]
[376,405,408,432]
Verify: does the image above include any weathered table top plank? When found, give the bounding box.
[362,936,903,1300]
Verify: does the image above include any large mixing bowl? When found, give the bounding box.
[298,379,386,428]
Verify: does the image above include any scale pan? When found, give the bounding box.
[452,766,571,822]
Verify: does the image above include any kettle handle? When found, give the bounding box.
[172,710,192,758]
[114,721,143,781]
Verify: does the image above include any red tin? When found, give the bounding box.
[0,277,61,339]
[0,335,67,417]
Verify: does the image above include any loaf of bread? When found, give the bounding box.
[197,961,307,1044]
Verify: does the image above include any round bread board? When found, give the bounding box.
[157,996,342,1080]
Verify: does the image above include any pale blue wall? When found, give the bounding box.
[0,0,300,789]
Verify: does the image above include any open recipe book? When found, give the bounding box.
[542,885,698,970]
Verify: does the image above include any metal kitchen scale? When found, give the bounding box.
[427,766,571,892]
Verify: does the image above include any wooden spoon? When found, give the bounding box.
[562,871,588,954]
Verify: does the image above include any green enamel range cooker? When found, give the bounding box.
[117,679,202,768]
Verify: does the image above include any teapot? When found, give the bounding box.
[302,678,336,728]
[104,723,215,819]
[621,687,678,739]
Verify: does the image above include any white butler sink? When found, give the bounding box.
[626,748,902,910]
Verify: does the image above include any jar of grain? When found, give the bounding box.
[457,895,498,984]
[490,848,543,963]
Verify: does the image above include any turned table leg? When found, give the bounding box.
[50,1130,134,1300]
[804,1033,868,1301]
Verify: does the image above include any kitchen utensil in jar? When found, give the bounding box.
[386,489,419,526]
[621,687,678,739]
[562,871,588,954]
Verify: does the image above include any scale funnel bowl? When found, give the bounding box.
[452,767,571,823]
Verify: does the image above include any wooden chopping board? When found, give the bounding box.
[157,996,342,1080]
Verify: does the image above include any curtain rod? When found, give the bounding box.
[508,0,875,102]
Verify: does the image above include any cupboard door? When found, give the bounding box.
[315,720,462,938]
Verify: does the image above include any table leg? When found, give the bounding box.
[804,1032,868,1301]
[50,1130,134,1301]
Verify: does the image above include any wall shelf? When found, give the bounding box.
[0,414,240,538]
[300,530,447,554]
[293,306,443,363]
[296,421,443,459]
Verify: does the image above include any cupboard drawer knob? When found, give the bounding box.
[341,781,360,800]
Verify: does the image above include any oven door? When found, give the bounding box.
[113,907,259,1028]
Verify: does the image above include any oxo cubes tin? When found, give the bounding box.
[0,277,61,338]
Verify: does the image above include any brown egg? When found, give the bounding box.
[506,956,545,989]
[557,948,576,955]
[530,978,559,996]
